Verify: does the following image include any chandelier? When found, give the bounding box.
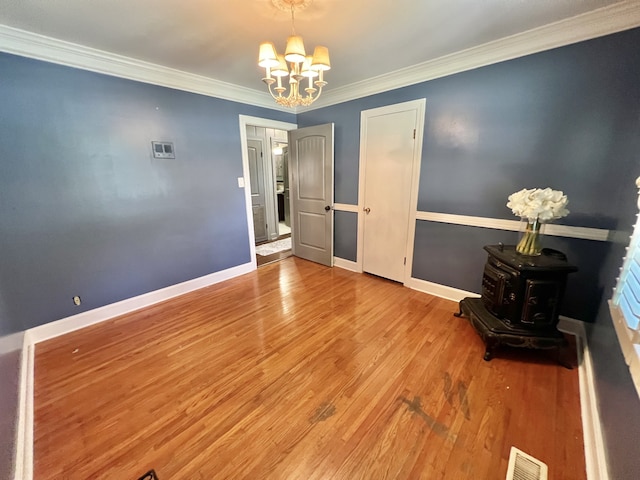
[258,0,330,108]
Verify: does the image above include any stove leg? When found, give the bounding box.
[484,338,498,361]
[556,345,573,369]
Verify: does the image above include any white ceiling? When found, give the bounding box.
[0,0,629,94]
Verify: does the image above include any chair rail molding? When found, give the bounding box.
[333,203,359,213]
[416,211,610,242]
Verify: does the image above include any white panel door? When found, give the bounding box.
[289,124,334,267]
[361,104,423,282]
[247,139,267,243]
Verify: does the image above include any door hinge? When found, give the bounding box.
[404,257,407,265]
[413,129,416,139]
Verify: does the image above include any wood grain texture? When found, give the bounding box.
[34,257,585,479]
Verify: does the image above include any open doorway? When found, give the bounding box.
[239,115,297,268]
[250,130,292,267]
[272,142,291,237]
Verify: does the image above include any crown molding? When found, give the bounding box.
[0,24,290,113]
[1,1,639,113]
[304,0,640,110]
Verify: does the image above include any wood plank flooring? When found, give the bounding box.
[34,257,585,479]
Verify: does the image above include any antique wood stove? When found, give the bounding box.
[455,244,577,361]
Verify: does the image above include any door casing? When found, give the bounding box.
[239,115,297,270]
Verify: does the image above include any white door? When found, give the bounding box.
[360,101,425,282]
[247,139,267,243]
[289,124,334,267]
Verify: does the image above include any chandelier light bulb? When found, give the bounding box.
[257,0,330,108]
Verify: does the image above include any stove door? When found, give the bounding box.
[521,279,560,326]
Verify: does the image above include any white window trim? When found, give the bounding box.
[609,176,640,397]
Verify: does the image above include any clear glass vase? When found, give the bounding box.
[516,218,543,256]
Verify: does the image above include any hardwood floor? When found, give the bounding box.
[34,257,585,479]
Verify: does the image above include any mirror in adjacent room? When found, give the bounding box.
[272,141,290,237]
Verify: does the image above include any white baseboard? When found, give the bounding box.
[406,277,480,302]
[333,257,360,272]
[408,281,608,479]
[558,316,609,480]
[14,261,255,480]
[28,262,254,344]
[13,268,607,480]
[14,331,33,480]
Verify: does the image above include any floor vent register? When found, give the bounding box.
[506,447,548,480]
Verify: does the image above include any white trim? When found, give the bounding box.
[609,179,640,400]
[403,100,426,286]
[3,4,637,113]
[238,115,298,267]
[14,331,33,480]
[305,1,640,110]
[16,261,255,479]
[557,317,609,480]
[401,278,610,480]
[29,262,254,344]
[416,211,610,242]
[13,269,608,480]
[356,99,426,282]
[386,275,610,480]
[333,257,360,273]
[0,25,288,112]
[405,277,480,303]
[609,300,637,367]
[610,299,640,397]
[333,203,359,213]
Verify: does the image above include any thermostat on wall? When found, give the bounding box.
[151,141,175,159]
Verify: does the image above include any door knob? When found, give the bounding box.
[364,207,371,214]
[325,205,332,211]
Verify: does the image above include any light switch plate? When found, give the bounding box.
[238,177,245,188]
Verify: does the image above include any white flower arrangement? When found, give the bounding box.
[506,187,569,222]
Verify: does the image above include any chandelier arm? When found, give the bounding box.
[267,82,283,100]
[311,85,323,102]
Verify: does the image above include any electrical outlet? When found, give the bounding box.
[72,296,82,306]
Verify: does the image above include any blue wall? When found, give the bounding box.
[298,27,640,322]
[0,53,294,477]
[2,26,639,479]
[299,27,640,477]
[0,53,294,331]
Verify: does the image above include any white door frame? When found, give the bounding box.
[356,99,426,285]
[239,115,297,270]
